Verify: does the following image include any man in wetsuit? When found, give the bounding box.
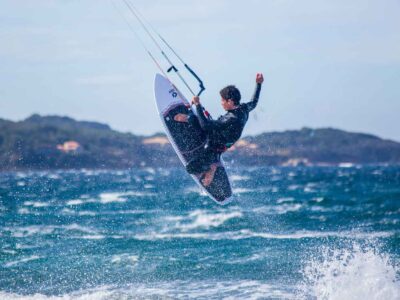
[174,73,264,186]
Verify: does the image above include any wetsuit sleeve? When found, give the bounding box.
[245,83,262,112]
[195,104,234,131]
[187,110,198,126]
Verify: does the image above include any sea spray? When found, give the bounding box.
[300,243,400,300]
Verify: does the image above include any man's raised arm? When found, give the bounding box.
[245,73,264,112]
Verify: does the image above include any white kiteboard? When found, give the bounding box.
[154,73,232,204]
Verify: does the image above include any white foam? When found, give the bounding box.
[339,162,355,168]
[79,235,106,240]
[252,204,303,215]
[7,223,98,238]
[169,210,243,231]
[184,186,208,196]
[99,192,127,204]
[15,243,36,250]
[134,230,394,241]
[46,174,60,179]
[62,224,98,234]
[113,171,126,176]
[288,184,301,191]
[230,174,250,182]
[5,255,41,267]
[60,208,75,215]
[66,199,85,206]
[10,226,55,237]
[77,211,97,216]
[61,208,150,216]
[111,254,139,266]
[232,187,253,194]
[17,208,31,215]
[304,183,318,193]
[97,191,155,204]
[271,168,281,175]
[0,280,295,299]
[2,249,17,255]
[23,201,50,208]
[143,167,156,174]
[301,244,400,299]
[15,172,28,178]
[271,187,279,193]
[312,197,324,203]
[277,197,295,203]
[227,251,269,264]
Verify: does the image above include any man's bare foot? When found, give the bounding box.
[174,113,189,122]
[201,164,218,187]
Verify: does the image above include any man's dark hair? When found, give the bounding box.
[220,85,241,105]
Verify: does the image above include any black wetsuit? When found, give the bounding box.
[186,83,262,174]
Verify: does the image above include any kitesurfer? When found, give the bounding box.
[174,73,264,186]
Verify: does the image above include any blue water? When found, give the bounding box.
[0,166,399,299]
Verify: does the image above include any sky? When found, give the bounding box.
[1,0,399,141]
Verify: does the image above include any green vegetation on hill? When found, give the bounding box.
[0,115,399,170]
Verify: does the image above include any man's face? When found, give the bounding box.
[221,97,236,111]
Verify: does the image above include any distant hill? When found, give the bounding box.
[227,128,400,166]
[0,114,399,170]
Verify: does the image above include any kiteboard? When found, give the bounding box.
[154,73,232,204]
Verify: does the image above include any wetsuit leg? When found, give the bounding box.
[186,148,219,175]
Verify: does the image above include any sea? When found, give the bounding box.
[0,165,399,299]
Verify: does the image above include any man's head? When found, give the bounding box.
[220,85,241,110]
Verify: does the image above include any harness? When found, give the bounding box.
[201,108,236,153]
[205,140,234,153]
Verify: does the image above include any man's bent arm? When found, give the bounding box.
[195,104,233,132]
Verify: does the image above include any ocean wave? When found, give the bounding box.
[60,208,154,217]
[99,192,127,204]
[78,235,106,240]
[23,201,51,208]
[68,235,123,240]
[183,186,209,196]
[17,208,32,215]
[164,209,243,231]
[4,255,41,268]
[66,199,87,206]
[230,174,250,182]
[276,197,295,203]
[0,280,295,299]
[111,254,139,266]
[252,204,303,214]
[63,191,155,207]
[232,187,254,194]
[5,223,98,238]
[61,208,97,216]
[300,243,400,299]
[133,229,394,241]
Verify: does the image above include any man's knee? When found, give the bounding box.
[186,159,209,175]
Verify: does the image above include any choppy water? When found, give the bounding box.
[0,166,399,299]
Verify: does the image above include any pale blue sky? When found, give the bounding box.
[1,0,399,140]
